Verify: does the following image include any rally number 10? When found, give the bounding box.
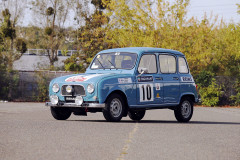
[139,84,153,102]
[142,85,152,100]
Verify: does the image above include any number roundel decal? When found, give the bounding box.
[139,84,154,102]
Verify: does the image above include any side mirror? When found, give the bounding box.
[141,68,148,73]
[138,68,148,77]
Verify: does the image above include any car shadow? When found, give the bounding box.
[68,119,240,125]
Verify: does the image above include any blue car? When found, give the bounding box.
[46,47,198,122]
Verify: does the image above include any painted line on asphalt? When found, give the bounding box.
[117,122,139,160]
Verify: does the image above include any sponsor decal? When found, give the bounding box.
[155,83,161,90]
[137,76,153,82]
[181,77,193,82]
[65,74,101,82]
[156,93,160,98]
[118,78,132,84]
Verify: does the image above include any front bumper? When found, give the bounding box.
[45,102,105,108]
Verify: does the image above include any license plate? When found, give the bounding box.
[65,97,76,101]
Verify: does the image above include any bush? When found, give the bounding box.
[44,27,53,36]
[195,70,214,88]
[230,78,240,106]
[0,71,19,101]
[231,93,240,106]
[35,71,49,102]
[16,38,27,53]
[195,71,222,107]
[64,54,87,72]
[199,78,221,107]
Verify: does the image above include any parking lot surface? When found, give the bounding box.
[0,103,240,160]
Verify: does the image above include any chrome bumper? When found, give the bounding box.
[45,102,105,108]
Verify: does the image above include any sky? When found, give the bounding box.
[15,0,240,27]
[186,0,239,23]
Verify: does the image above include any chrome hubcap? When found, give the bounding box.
[181,101,191,118]
[110,98,122,117]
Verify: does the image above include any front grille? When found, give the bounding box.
[61,85,85,96]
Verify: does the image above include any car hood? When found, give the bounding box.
[52,73,118,84]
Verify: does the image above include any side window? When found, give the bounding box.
[138,54,157,73]
[159,55,176,73]
[178,57,189,73]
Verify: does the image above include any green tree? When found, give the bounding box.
[31,0,73,69]
[65,0,110,71]
[0,9,27,100]
[78,10,109,58]
[17,26,45,49]
[0,9,27,70]
[0,0,27,26]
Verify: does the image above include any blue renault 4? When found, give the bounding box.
[46,47,198,122]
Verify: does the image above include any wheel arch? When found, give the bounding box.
[105,90,128,106]
[180,94,195,104]
[104,90,129,116]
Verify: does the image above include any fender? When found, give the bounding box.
[179,92,196,103]
[97,76,136,105]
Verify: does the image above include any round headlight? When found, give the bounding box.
[50,95,58,105]
[66,85,73,93]
[52,83,59,93]
[75,96,83,106]
[87,84,94,94]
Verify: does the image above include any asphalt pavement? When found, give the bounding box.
[0,103,240,160]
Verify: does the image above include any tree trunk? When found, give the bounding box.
[7,72,12,100]
[7,38,15,100]
[50,59,55,70]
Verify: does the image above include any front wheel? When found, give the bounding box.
[128,110,145,121]
[50,107,72,120]
[174,98,193,122]
[103,94,125,122]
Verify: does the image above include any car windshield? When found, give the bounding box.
[90,52,137,69]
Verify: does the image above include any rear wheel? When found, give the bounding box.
[174,98,193,122]
[50,107,71,120]
[103,93,125,122]
[128,110,145,121]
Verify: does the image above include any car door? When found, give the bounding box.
[159,54,180,103]
[178,56,195,97]
[136,53,163,105]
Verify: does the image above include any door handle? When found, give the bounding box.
[155,77,163,80]
[173,77,179,80]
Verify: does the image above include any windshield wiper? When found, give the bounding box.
[107,60,117,69]
[96,58,105,69]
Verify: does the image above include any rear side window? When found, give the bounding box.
[159,55,176,73]
[178,57,189,73]
[138,54,157,73]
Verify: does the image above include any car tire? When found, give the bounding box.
[103,93,125,122]
[50,107,72,120]
[128,110,145,121]
[174,98,193,122]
